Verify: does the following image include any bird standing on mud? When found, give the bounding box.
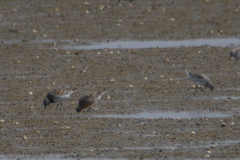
[185,70,213,92]
[76,89,106,113]
[43,88,77,109]
[229,47,240,63]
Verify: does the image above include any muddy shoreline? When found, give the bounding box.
[1,0,240,159]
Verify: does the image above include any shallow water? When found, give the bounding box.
[213,96,240,100]
[0,155,127,160]
[94,110,230,119]
[61,38,240,50]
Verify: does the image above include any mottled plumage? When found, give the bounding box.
[229,47,240,63]
[185,70,213,91]
[43,88,77,109]
[76,89,106,113]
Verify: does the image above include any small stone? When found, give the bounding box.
[97,51,101,54]
[129,85,133,87]
[107,96,110,99]
[54,121,59,124]
[0,119,5,123]
[86,10,89,14]
[231,122,234,125]
[144,77,148,80]
[191,85,196,89]
[110,78,115,82]
[207,150,211,154]
[29,106,34,110]
[85,1,89,5]
[53,48,58,51]
[66,51,70,54]
[70,65,75,70]
[33,29,37,33]
[170,18,175,21]
[29,91,33,95]
[191,131,195,134]
[204,154,209,158]
[75,39,79,42]
[23,136,27,140]
[99,6,104,10]
[109,51,113,54]
[118,124,121,127]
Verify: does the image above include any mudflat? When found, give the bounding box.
[1,0,240,159]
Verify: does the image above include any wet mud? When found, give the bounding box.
[1,0,240,159]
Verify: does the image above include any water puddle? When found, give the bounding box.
[0,155,127,160]
[218,87,240,91]
[61,38,240,50]
[214,96,240,100]
[94,110,230,119]
[1,140,239,159]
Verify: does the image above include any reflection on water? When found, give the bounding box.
[94,110,230,119]
[61,38,240,50]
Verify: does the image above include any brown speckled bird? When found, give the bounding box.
[76,89,106,113]
[43,88,77,109]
